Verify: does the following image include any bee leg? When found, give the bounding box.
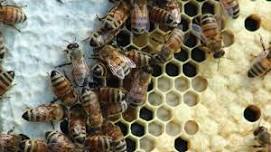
[55,62,72,68]
[7,126,15,134]
[7,25,21,32]
[56,0,64,4]
[50,98,58,103]
[50,121,55,130]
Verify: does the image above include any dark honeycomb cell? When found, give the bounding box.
[174,48,189,62]
[196,0,205,2]
[179,15,190,32]
[107,76,122,88]
[116,30,131,47]
[122,106,138,122]
[115,121,128,136]
[175,137,189,152]
[125,17,131,31]
[166,62,179,77]
[151,64,162,77]
[245,14,261,32]
[126,137,137,152]
[131,122,145,137]
[202,1,215,14]
[184,33,198,48]
[183,62,198,77]
[244,105,261,122]
[184,1,199,17]
[191,47,206,62]
[140,107,153,121]
[147,79,154,91]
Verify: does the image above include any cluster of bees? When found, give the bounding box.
[0,0,271,151]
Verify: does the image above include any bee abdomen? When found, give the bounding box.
[248,62,267,78]
[113,139,127,152]
[0,70,14,96]
[0,32,6,64]
[1,7,26,24]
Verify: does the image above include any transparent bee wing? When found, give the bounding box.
[107,60,125,79]
[191,24,208,44]
[219,0,234,18]
[121,55,136,68]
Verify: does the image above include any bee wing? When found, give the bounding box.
[191,24,208,44]
[107,60,125,79]
[252,50,269,65]
[121,55,136,68]
[219,0,234,18]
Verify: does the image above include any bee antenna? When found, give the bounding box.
[259,33,266,51]
[63,39,71,44]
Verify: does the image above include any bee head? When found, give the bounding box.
[50,70,60,77]
[89,32,104,48]
[19,134,30,141]
[7,71,15,78]
[132,27,145,35]
[74,134,86,144]
[67,43,79,50]
[213,50,225,59]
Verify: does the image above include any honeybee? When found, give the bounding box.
[252,126,271,151]
[219,0,240,19]
[248,37,271,78]
[192,13,225,59]
[91,61,108,87]
[126,67,151,107]
[56,42,90,87]
[0,68,15,97]
[22,103,66,122]
[97,45,136,79]
[0,32,6,65]
[98,1,130,31]
[89,28,120,48]
[0,129,29,152]
[50,70,78,106]
[152,27,184,64]
[102,121,127,152]
[130,0,149,34]
[81,88,103,129]
[124,49,151,68]
[46,131,76,152]
[84,134,112,152]
[19,139,48,152]
[0,3,27,31]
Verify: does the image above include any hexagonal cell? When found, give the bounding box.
[184,1,199,17]
[243,105,261,122]
[132,33,149,48]
[157,105,173,121]
[191,47,206,63]
[140,107,154,121]
[149,29,167,48]
[126,136,137,152]
[174,47,189,62]
[147,79,154,91]
[148,91,163,106]
[201,1,216,14]
[115,121,129,136]
[175,76,189,92]
[184,32,198,48]
[166,62,180,77]
[175,137,189,152]
[148,120,164,136]
[184,120,199,135]
[151,64,162,77]
[183,91,199,106]
[192,76,208,92]
[122,106,138,122]
[166,91,181,107]
[116,30,131,47]
[131,121,145,137]
[245,14,261,32]
[166,121,182,136]
[140,136,155,151]
[180,15,190,32]
[157,76,172,92]
[183,61,198,77]
[222,29,235,47]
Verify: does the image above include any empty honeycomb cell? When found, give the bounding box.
[115,121,129,136]
[122,106,138,122]
[132,33,148,48]
[147,79,154,91]
[139,107,154,121]
[175,76,189,92]
[184,120,199,135]
[166,62,180,77]
[184,32,198,48]
[157,105,173,121]
[166,91,181,107]
[192,76,208,92]
[158,76,172,92]
[183,61,198,77]
[174,47,189,62]
[148,91,163,106]
[175,137,189,152]
[151,64,162,77]
[140,136,155,151]
[180,15,190,32]
[126,137,137,152]
[184,91,199,106]
[148,120,164,136]
[201,1,216,14]
[166,121,182,136]
[244,14,261,32]
[222,30,235,47]
[184,1,199,17]
[243,105,261,122]
[131,121,145,137]
[191,47,206,63]
[116,30,131,47]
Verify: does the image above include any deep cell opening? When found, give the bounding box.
[166,62,179,77]
[184,33,198,48]
[116,30,131,47]
[175,137,189,152]
[140,107,154,121]
[174,48,189,62]
[191,47,206,62]
[115,121,128,136]
[126,138,137,152]
[131,122,145,137]
[244,105,261,122]
[245,14,261,32]
[201,2,215,14]
[184,2,198,17]
[183,62,198,77]
[151,64,162,77]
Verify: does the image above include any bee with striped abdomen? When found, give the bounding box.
[219,0,240,19]
[46,131,76,152]
[0,129,29,152]
[22,103,66,122]
[89,27,120,48]
[124,49,151,68]
[19,139,48,152]
[0,68,15,97]
[0,32,6,65]
[91,61,108,87]
[97,45,136,79]
[50,70,78,106]
[130,0,149,34]
[56,42,90,87]
[148,5,177,28]
[0,2,27,31]
[81,88,103,129]
[84,133,112,152]
[252,126,271,151]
